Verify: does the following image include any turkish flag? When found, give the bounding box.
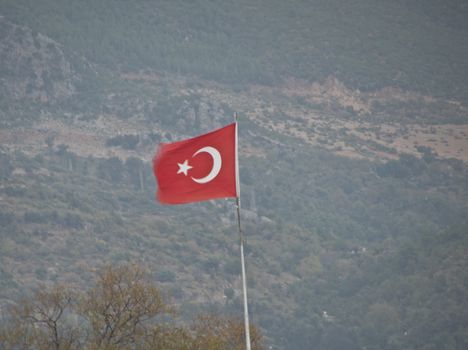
[153,123,239,204]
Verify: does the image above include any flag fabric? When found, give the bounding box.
[153,123,239,204]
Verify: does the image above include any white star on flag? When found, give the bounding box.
[177,159,192,176]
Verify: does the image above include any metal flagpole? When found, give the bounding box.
[234,113,252,350]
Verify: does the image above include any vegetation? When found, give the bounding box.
[1,125,467,348]
[1,1,468,349]
[0,0,467,100]
[0,264,264,350]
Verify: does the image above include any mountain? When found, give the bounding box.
[1,0,468,100]
[1,2,468,349]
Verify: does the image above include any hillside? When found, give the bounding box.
[1,0,468,100]
[1,4,468,350]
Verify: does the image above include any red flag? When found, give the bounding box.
[153,123,239,204]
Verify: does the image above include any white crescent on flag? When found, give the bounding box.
[191,146,222,184]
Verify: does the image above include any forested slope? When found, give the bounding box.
[1,0,468,100]
[2,124,468,348]
[1,1,468,349]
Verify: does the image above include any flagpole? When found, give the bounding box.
[235,113,252,350]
